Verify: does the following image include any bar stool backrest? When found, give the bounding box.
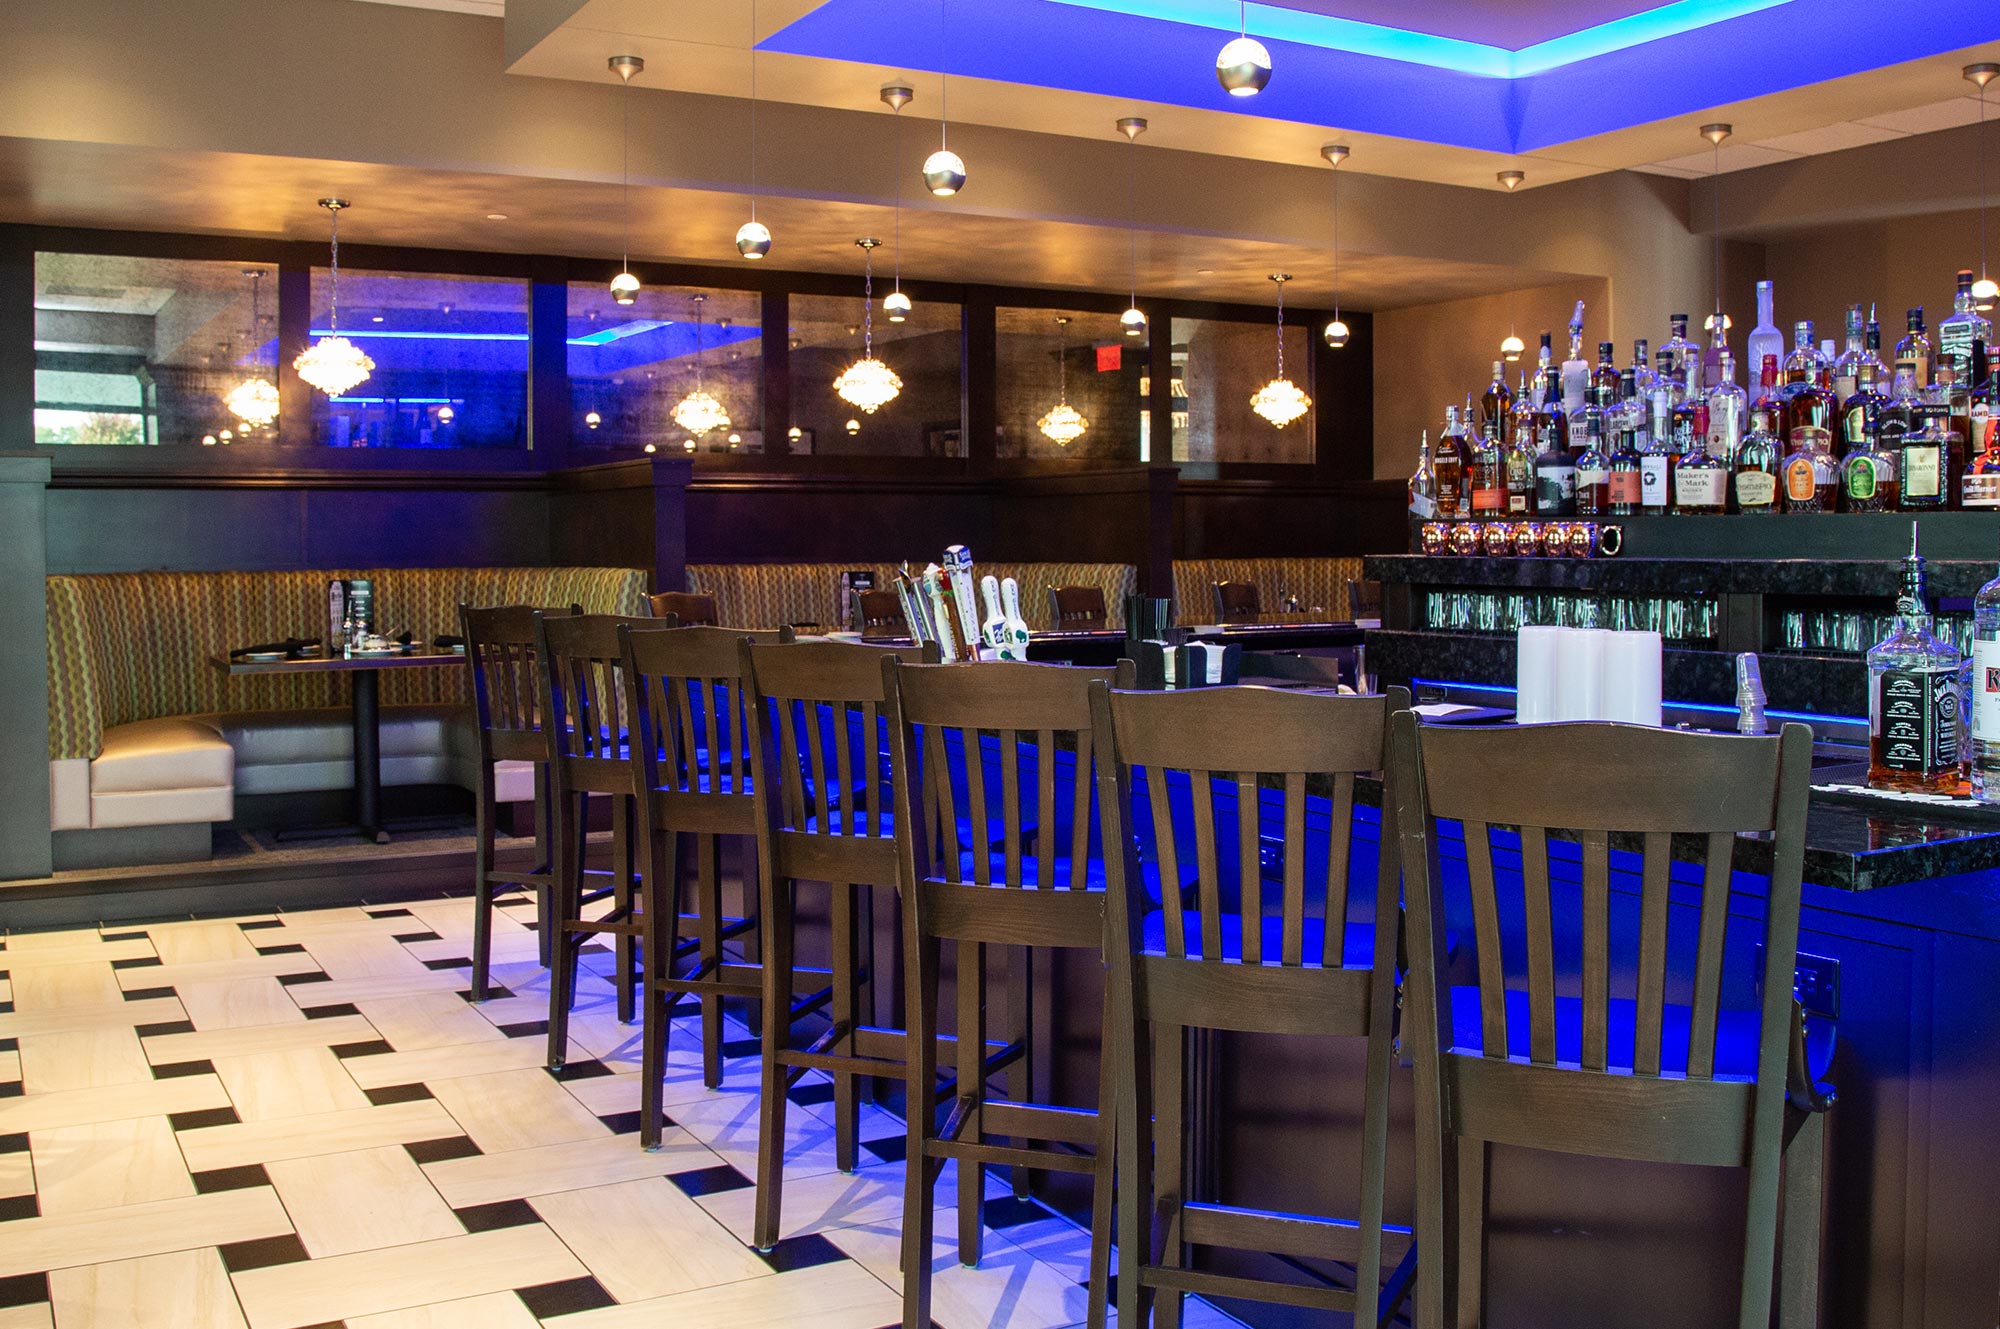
[1212,580,1261,622]
[885,658,1134,894]
[460,603,580,763]
[621,624,793,800]
[649,591,719,626]
[1047,585,1108,631]
[535,613,665,783]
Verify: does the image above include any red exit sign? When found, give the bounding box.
[1095,344,1122,372]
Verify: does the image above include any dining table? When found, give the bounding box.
[209,647,464,843]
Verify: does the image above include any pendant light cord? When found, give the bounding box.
[893,104,904,293]
[1713,134,1723,333]
[1127,134,1138,307]
[621,73,632,269]
[1330,160,1340,324]
[1980,77,1991,281]
[748,0,758,223]
[939,0,950,151]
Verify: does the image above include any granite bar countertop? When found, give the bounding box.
[1366,554,2000,599]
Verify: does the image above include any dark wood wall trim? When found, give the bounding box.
[0,230,33,455]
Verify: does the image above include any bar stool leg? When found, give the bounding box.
[639,823,679,1151]
[470,762,497,1003]
[546,789,582,1073]
[698,834,724,1089]
[1083,981,1115,1329]
[1155,1021,1186,1329]
[1778,1109,1827,1329]
[956,939,986,1265]
[830,883,861,1175]
[753,871,796,1251]
[901,913,942,1329]
[1455,1136,1487,1329]
[533,766,553,970]
[613,793,636,1026]
[1008,947,1033,1200]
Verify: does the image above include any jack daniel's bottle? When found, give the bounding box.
[1868,523,1963,793]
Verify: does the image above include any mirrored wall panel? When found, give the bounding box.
[568,283,763,454]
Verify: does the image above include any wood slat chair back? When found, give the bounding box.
[883,657,1133,1329]
[1091,682,1414,1328]
[1212,579,1262,622]
[456,602,580,1000]
[737,636,939,1251]
[648,590,719,625]
[1388,715,1819,1329]
[1047,585,1108,631]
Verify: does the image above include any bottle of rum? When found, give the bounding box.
[1746,279,1784,381]
[1407,429,1437,520]
[1938,268,1993,392]
[1895,307,1933,389]
[1433,405,1467,518]
[1468,421,1504,517]
[1868,523,1962,793]
[1574,387,1610,517]
[1973,538,2000,801]
[1482,360,1513,446]
[1733,406,1782,514]
[1608,427,1644,516]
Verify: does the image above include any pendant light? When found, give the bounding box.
[1215,0,1271,97]
[1117,117,1147,336]
[609,55,644,303]
[224,269,280,427]
[1320,144,1350,349]
[294,199,375,396]
[671,294,732,437]
[1702,123,1733,347]
[1250,273,1310,429]
[1037,317,1089,445]
[834,238,903,412]
[882,84,914,322]
[1970,63,1999,309]
[735,0,771,259]
[1497,170,1526,361]
[921,0,966,195]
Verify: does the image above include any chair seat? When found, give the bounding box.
[1142,909,1380,968]
[1448,986,1835,1084]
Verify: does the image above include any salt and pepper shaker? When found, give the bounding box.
[1735,652,1769,735]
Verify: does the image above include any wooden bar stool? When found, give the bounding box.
[620,623,791,1146]
[458,602,578,1000]
[649,590,718,625]
[1387,717,1833,1329]
[883,657,1134,1329]
[1047,585,1108,630]
[536,612,670,1069]
[740,637,960,1251]
[1092,682,1416,1329]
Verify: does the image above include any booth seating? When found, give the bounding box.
[44,567,649,856]
[1171,557,1367,622]
[685,562,1138,634]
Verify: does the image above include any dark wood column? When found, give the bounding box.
[0,456,53,879]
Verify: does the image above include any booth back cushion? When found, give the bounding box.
[685,562,1138,635]
[1170,557,1366,623]
[47,567,648,760]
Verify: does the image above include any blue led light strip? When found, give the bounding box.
[312,321,677,347]
[1043,0,1795,76]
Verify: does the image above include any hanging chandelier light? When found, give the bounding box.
[294,199,375,396]
[224,268,280,427]
[922,0,966,195]
[610,55,644,303]
[883,84,915,323]
[671,294,732,437]
[735,0,772,259]
[1038,316,1089,445]
[1117,117,1148,336]
[834,238,903,412]
[1970,63,1999,308]
[1215,0,1271,97]
[1251,274,1311,429]
[1320,143,1351,349]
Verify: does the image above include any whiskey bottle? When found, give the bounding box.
[1638,399,1676,516]
[1840,342,1889,457]
[1407,429,1437,520]
[1706,348,1748,466]
[1779,429,1838,512]
[1832,304,1867,401]
[1433,405,1467,518]
[1938,269,1993,392]
[1894,307,1933,389]
[1503,418,1535,516]
[1532,384,1577,517]
[1896,388,1958,511]
[1468,421,1504,517]
[1973,537,2000,800]
[1745,280,1784,381]
[1673,397,1727,514]
[1868,523,1962,793]
[1733,406,1782,514]
[1841,432,1898,513]
[1608,427,1644,516]
[1574,387,1610,517]
[1482,360,1513,445]
[1781,324,1838,459]
[1510,368,1536,460]
[1592,340,1620,400]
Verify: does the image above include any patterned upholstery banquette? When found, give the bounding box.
[46,567,648,832]
[1170,557,1367,623]
[684,561,1139,634]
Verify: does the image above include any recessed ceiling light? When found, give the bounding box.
[485,213,509,220]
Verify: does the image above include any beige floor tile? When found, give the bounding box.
[0,1047,19,1083]
[7,963,125,1012]
[145,921,263,966]
[0,939,156,970]
[141,1014,381,1066]
[16,1027,153,1094]
[122,954,320,994]
[559,1071,640,1118]
[0,1305,53,1329]
[0,1075,229,1136]
[551,1260,902,1329]
[47,1247,247,1329]
[345,1291,541,1329]
[229,1224,585,1329]
[0,997,186,1042]
[174,979,307,1033]
[662,1089,854,1182]
[696,1156,975,1245]
[300,935,439,983]
[178,1099,463,1172]
[4,928,113,952]
[0,1187,292,1280]
[32,1116,195,1215]
[426,1068,605,1154]
[351,993,503,1051]
[210,1046,371,1121]
[0,1150,34,1198]
[422,1128,716,1208]
[265,1145,464,1257]
[301,973,469,1006]
[341,1037,577,1091]
[530,1177,771,1303]
[830,1207,1088,1329]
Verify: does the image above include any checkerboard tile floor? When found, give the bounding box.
[0,896,1246,1329]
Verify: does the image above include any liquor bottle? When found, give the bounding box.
[1612,366,1644,442]
[1608,427,1644,516]
[1706,348,1748,465]
[1532,392,1577,517]
[1733,405,1782,514]
[1938,268,1993,393]
[1746,280,1784,383]
[1832,303,1867,402]
[1973,537,2000,800]
[1781,327,1838,459]
[1574,387,1610,517]
[1433,405,1467,518]
[1534,331,1554,399]
[1879,367,1922,457]
[1560,301,1591,416]
[1482,360,1513,445]
[1638,395,1676,516]
[1510,368,1536,459]
[1670,385,1707,462]
[1647,346,1680,453]
[1592,340,1620,400]
[1967,345,1996,483]
[1897,383,1959,511]
[1779,427,1838,513]
[1868,523,1962,794]
[1702,310,1729,391]
[1503,418,1535,516]
[1779,320,1825,399]
[1841,404,1898,511]
[1749,353,1785,439]
[1468,421,1504,517]
[1407,429,1437,520]
[1673,399,1727,514]
[1533,360,1569,456]
[1840,344,1889,459]
[1859,308,1889,392]
[1895,307,1932,389]
[1964,384,2000,509]
[1629,337,1657,397]
[1662,313,1700,391]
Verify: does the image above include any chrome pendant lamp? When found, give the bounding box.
[922,0,966,195]
[1118,117,1147,336]
[883,84,914,322]
[1320,143,1350,349]
[1215,0,1270,96]
[609,54,644,302]
[294,200,375,396]
[735,0,772,259]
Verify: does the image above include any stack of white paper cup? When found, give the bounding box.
[1515,626,1561,724]
[1603,630,1664,726]
[1516,625,1663,725]
[1553,628,1610,721]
